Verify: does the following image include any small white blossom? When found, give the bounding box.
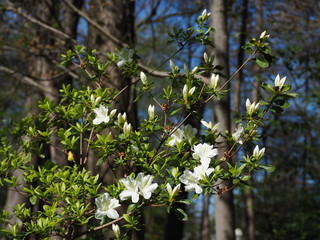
[93,105,113,125]
[246,98,260,116]
[148,105,155,120]
[179,170,203,194]
[210,73,220,91]
[274,74,286,90]
[253,145,265,160]
[140,71,148,85]
[95,193,121,220]
[192,143,218,166]
[232,124,244,144]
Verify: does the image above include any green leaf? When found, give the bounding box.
[30,195,37,205]
[175,208,188,221]
[281,92,299,99]
[170,107,183,116]
[259,164,276,173]
[177,199,192,205]
[254,58,269,68]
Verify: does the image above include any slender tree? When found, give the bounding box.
[209,0,235,240]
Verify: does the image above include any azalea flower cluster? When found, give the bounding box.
[179,143,218,194]
[95,173,158,221]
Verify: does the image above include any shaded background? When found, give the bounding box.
[0,0,319,240]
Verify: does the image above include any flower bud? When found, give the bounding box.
[210,73,219,91]
[112,224,121,239]
[203,52,209,63]
[167,183,180,201]
[274,74,286,90]
[140,71,148,85]
[148,105,155,120]
[109,109,117,118]
[253,145,265,160]
[117,112,127,125]
[246,98,260,116]
[123,122,132,136]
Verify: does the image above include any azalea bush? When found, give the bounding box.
[0,10,298,239]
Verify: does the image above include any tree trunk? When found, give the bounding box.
[243,1,264,240]
[209,1,235,240]
[200,195,211,240]
[87,1,140,239]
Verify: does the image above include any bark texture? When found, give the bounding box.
[209,1,235,240]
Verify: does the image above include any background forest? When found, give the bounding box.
[0,0,319,240]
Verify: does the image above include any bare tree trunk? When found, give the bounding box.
[243,2,264,240]
[200,195,211,240]
[233,0,248,115]
[209,1,235,240]
[86,1,140,239]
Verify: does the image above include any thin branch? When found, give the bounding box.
[4,1,75,43]
[62,0,127,48]
[0,65,57,97]
[136,8,202,29]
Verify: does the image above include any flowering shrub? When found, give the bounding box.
[0,10,298,240]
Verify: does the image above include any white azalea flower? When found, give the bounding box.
[93,105,112,125]
[194,164,215,179]
[232,124,244,144]
[168,124,197,146]
[95,193,121,220]
[192,143,218,166]
[120,173,158,203]
[179,170,203,194]
[181,124,197,140]
[119,176,140,203]
[168,128,184,146]
[136,173,158,200]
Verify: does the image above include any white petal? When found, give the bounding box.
[106,209,119,219]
